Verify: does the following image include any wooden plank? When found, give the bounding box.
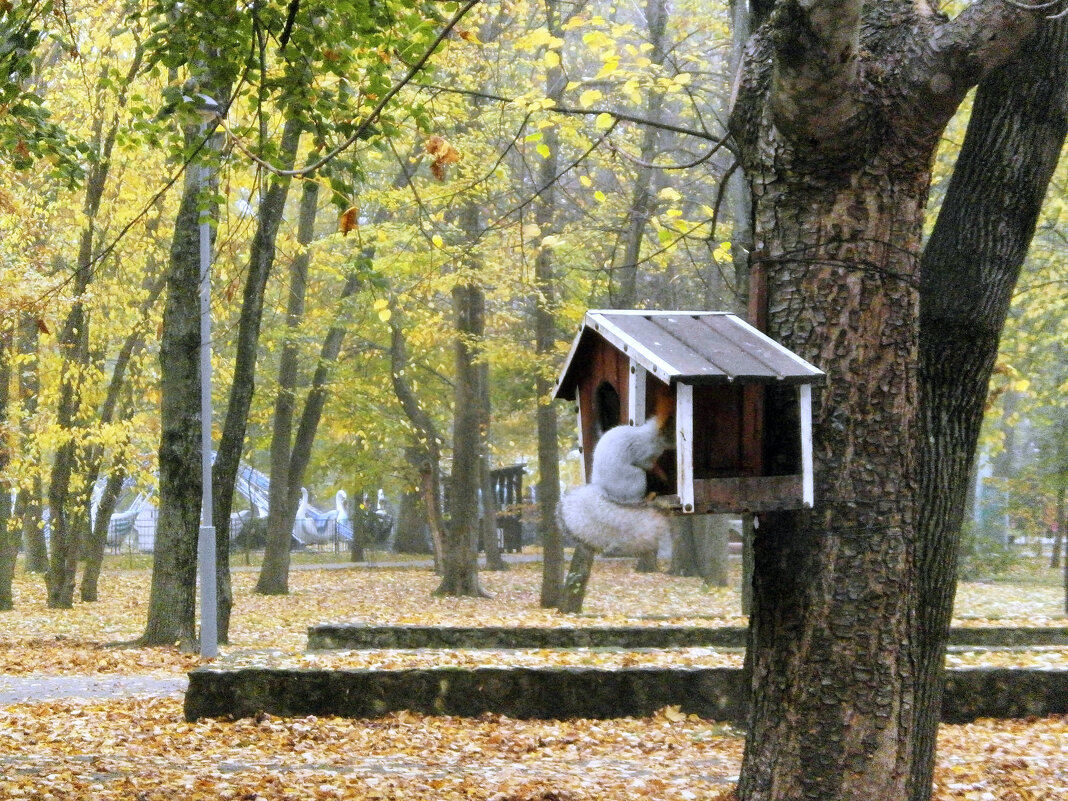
[799,384,814,507]
[603,313,722,380]
[676,384,695,512]
[658,475,804,514]
[741,384,764,477]
[628,362,647,426]
[699,315,805,380]
[691,385,743,476]
[660,314,782,381]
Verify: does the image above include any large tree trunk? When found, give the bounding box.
[910,18,1068,801]
[143,125,214,648]
[437,222,487,596]
[393,447,434,555]
[729,3,1041,799]
[212,115,301,631]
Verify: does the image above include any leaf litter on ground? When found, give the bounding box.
[1,557,1066,799]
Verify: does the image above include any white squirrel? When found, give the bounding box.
[590,413,673,503]
[556,398,674,554]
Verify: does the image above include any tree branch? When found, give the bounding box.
[920,0,1052,114]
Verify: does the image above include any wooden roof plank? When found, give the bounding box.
[596,312,725,380]
[654,314,782,380]
[553,310,825,400]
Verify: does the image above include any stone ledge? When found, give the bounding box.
[307,624,1068,650]
[184,665,1068,724]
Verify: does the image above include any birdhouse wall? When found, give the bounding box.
[689,385,765,479]
[573,337,631,480]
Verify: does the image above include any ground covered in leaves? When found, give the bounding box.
[1,556,1066,799]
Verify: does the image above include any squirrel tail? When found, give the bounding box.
[557,484,669,555]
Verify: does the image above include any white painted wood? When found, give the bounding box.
[676,383,695,512]
[628,361,647,425]
[728,315,825,379]
[575,386,587,484]
[588,314,679,383]
[800,383,814,507]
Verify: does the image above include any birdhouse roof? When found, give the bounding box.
[554,310,825,400]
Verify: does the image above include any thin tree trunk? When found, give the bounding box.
[258,166,318,595]
[80,274,165,601]
[256,268,361,594]
[15,314,46,572]
[558,542,597,614]
[388,311,445,571]
[212,115,302,634]
[479,359,507,571]
[911,19,1068,801]
[535,0,566,608]
[0,321,15,610]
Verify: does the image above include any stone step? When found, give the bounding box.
[185,664,1068,725]
[307,624,1068,650]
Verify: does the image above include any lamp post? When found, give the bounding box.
[195,93,220,659]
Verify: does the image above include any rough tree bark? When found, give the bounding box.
[728,2,1044,799]
[143,123,219,647]
[911,18,1068,801]
[438,202,489,596]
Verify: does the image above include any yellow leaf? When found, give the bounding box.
[544,50,561,69]
[595,57,619,79]
[580,89,603,106]
[594,112,614,130]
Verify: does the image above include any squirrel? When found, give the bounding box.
[589,394,674,503]
[556,394,674,555]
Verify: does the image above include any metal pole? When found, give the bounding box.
[197,117,218,659]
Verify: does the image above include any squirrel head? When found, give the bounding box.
[652,392,675,433]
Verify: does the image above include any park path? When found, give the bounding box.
[0,674,187,704]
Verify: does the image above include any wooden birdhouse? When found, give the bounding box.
[553,310,825,514]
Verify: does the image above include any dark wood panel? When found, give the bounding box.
[658,475,804,513]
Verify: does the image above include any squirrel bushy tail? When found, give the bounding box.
[558,398,674,553]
